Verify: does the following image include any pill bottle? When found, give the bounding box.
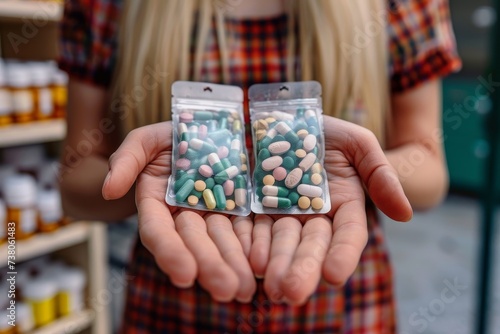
[22,277,57,327]
[0,199,6,243]
[0,165,16,196]
[2,144,46,179]
[38,189,63,233]
[0,310,14,334]
[7,64,34,124]
[51,70,68,119]
[30,63,54,121]
[0,60,12,126]
[16,266,32,301]
[3,175,38,239]
[56,268,86,316]
[16,302,35,333]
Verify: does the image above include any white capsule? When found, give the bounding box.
[266,128,278,139]
[302,134,317,152]
[268,141,291,155]
[299,153,316,172]
[271,110,294,121]
[261,156,283,171]
[275,122,292,135]
[225,166,240,179]
[253,112,270,120]
[231,139,241,150]
[235,188,247,207]
[208,153,221,165]
[297,184,323,197]
[178,123,188,135]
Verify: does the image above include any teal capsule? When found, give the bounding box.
[288,191,300,205]
[175,179,195,202]
[194,111,214,121]
[294,140,303,150]
[293,121,308,132]
[183,148,199,160]
[205,178,215,190]
[282,156,296,170]
[208,129,232,144]
[312,147,319,156]
[221,158,232,169]
[174,173,195,192]
[232,120,242,134]
[190,155,208,170]
[262,196,292,209]
[301,174,312,185]
[213,185,226,210]
[296,107,306,118]
[253,164,266,182]
[307,125,320,137]
[305,110,319,127]
[180,132,193,142]
[215,166,240,184]
[271,135,286,144]
[190,139,217,154]
[235,175,246,189]
[207,120,218,132]
[256,186,264,200]
[175,170,186,179]
[228,139,241,165]
[258,149,271,161]
[262,185,289,197]
[208,153,225,174]
[190,189,203,198]
[218,117,227,130]
[284,132,300,146]
[217,110,230,119]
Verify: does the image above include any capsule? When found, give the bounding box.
[305,109,319,127]
[258,149,271,161]
[205,178,215,190]
[235,175,247,207]
[228,139,241,164]
[174,173,195,192]
[189,138,217,154]
[262,196,291,209]
[259,128,277,150]
[262,185,289,197]
[203,189,217,209]
[297,184,323,197]
[213,185,227,210]
[194,111,214,121]
[214,166,240,184]
[208,153,225,174]
[274,122,299,145]
[208,129,232,144]
[176,179,195,203]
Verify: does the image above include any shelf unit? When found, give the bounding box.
[0,120,66,148]
[0,1,63,22]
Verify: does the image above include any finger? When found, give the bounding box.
[322,199,368,286]
[175,211,239,302]
[250,215,273,278]
[102,122,172,200]
[137,197,197,288]
[264,217,301,303]
[206,214,256,303]
[232,216,254,258]
[281,216,332,305]
[323,116,412,221]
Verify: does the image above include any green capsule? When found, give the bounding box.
[282,156,295,170]
[271,135,286,144]
[288,191,300,205]
[293,121,308,132]
[215,166,240,184]
[190,189,203,198]
[207,120,218,132]
[284,132,300,146]
[312,147,319,156]
[262,196,291,209]
[301,174,312,185]
[176,179,195,203]
[235,175,246,189]
[308,125,319,137]
[294,140,303,150]
[180,132,193,142]
[217,110,230,119]
[174,173,195,192]
[205,178,215,190]
[296,107,306,118]
[175,170,186,179]
[190,138,217,154]
[256,186,264,200]
[228,139,241,165]
[259,137,272,151]
[253,164,266,182]
[262,185,289,197]
[258,149,271,161]
[213,185,227,210]
[208,129,232,144]
[203,189,217,209]
[221,158,232,169]
[183,148,199,160]
[218,117,227,130]
[194,111,214,121]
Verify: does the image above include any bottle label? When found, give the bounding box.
[53,87,67,105]
[0,89,12,115]
[12,90,33,114]
[20,208,37,234]
[38,88,53,115]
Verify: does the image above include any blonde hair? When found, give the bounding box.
[111,0,389,142]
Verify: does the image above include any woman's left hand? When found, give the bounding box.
[248,116,413,305]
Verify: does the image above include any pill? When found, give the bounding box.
[295,149,307,159]
[298,153,316,172]
[263,175,275,186]
[221,158,232,169]
[293,121,308,132]
[183,148,199,160]
[228,139,241,164]
[262,156,283,171]
[273,167,287,181]
[296,107,306,117]
[262,185,289,197]
[258,149,271,161]
[271,110,294,121]
[208,129,232,144]
[190,138,217,154]
[198,165,213,178]
[176,158,191,170]
[265,117,277,124]
[262,196,291,209]
[268,141,291,155]
[194,111,214,121]
[311,173,323,185]
[207,153,225,175]
[190,189,203,198]
[297,184,323,197]
[282,156,295,170]
[226,200,236,211]
[187,195,199,206]
[203,189,216,209]
[198,124,208,139]
[240,153,247,163]
[305,109,319,127]
[223,180,234,196]
[301,174,312,185]
[307,125,319,137]
[254,119,269,131]
[213,185,227,210]
[232,119,242,134]
[178,122,188,137]
[215,166,240,184]
[194,180,207,192]
[311,163,323,174]
[288,191,300,205]
[176,179,195,202]
[303,134,317,152]
[311,197,324,210]
[218,117,227,130]
[174,173,195,192]
[285,168,303,189]
[259,128,277,149]
[217,146,229,159]
[274,121,299,145]
[234,175,247,207]
[241,164,248,173]
[256,129,267,141]
[297,129,309,139]
[179,112,194,123]
[205,178,215,189]
[178,141,189,155]
[298,196,311,210]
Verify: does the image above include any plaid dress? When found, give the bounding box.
[59,1,461,333]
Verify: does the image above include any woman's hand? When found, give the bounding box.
[249,116,413,305]
[102,122,256,303]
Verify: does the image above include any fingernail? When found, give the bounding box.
[102,172,112,200]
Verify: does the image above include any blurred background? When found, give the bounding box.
[0,0,499,333]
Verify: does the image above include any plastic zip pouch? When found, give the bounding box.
[249,81,331,214]
[165,81,251,216]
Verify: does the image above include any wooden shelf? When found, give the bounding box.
[0,1,63,22]
[31,309,94,334]
[0,119,66,147]
[0,222,90,265]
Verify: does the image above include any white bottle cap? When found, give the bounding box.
[38,189,63,222]
[16,302,35,332]
[52,70,69,86]
[3,174,37,208]
[6,64,32,88]
[23,277,58,301]
[58,267,87,291]
[29,62,52,87]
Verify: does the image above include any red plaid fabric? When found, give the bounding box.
[59,1,461,333]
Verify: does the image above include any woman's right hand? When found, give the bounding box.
[102,122,256,303]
